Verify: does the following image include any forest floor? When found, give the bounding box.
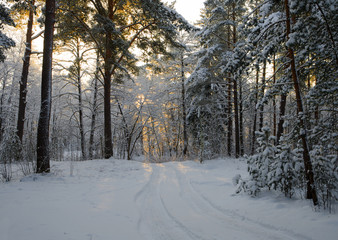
[0,158,337,240]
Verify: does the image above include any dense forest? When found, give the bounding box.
[0,0,337,209]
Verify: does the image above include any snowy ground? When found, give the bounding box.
[0,158,337,240]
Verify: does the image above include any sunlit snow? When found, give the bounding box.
[1,158,337,240]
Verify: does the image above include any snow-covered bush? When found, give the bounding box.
[270,143,304,198]
[246,126,277,195]
[311,145,338,212]
[244,126,305,198]
[233,173,260,196]
[0,130,23,181]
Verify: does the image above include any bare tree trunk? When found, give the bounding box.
[103,69,113,158]
[276,93,287,144]
[77,66,86,160]
[36,0,55,173]
[259,60,266,131]
[0,71,9,142]
[0,71,17,142]
[232,4,240,158]
[233,78,240,158]
[89,52,99,159]
[181,52,188,156]
[50,102,58,160]
[227,76,232,156]
[127,134,132,160]
[314,77,319,123]
[75,38,86,160]
[272,54,277,137]
[227,20,232,156]
[239,78,244,156]
[17,0,35,142]
[284,0,318,205]
[251,67,259,155]
[227,81,232,157]
[103,0,114,159]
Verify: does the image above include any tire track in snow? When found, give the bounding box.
[159,165,249,240]
[157,166,208,240]
[134,164,196,240]
[168,164,273,240]
[149,164,286,240]
[181,167,313,240]
[158,194,208,240]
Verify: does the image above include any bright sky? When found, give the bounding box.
[168,0,205,24]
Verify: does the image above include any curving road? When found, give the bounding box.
[1,159,332,240]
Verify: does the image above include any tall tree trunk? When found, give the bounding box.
[233,78,240,158]
[75,38,86,160]
[272,54,277,137]
[0,71,17,142]
[127,134,132,160]
[227,76,232,156]
[239,78,244,156]
[89,52,99,159]
[251,67,259,155]
[103,69,113,158]
[17,0,35,142]
[36,0,55,173]
[103,0,114,159]
[50,103,58,160]
[284,0,318,205]
[259,60,266,131]
[276,93,287,144]
[181,52,188,156]
[232,4,240,158]
[227,19,232,156]
[0,71,8,142]
[314,77,319,123]
[251,0,260,155]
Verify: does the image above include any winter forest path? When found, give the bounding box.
[0,159,337,240]
[134,162,311,240]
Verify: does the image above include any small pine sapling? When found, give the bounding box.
[246,126,277,195]
[311,145,338,212]
[270,142,304,198]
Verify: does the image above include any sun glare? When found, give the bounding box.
[167,0,205,24]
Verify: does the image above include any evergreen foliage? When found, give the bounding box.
[233,0,337,208]
[271,141,304,198]
[0,4,15,62]
[246,126,276,195]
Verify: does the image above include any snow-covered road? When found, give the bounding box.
[0,159,337,240]
[136,163,302,240]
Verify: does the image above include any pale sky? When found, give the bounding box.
[168,0,205,24]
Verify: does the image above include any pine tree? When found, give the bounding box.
[61,0,194,158]
[0,3,15,62]
[240,0,338,206]
[247,126,277,195]
[283,0,318,205]
[12,0,42,143]
[187,0,243,159]
[36,0,56,173]
[271,142,303,198]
